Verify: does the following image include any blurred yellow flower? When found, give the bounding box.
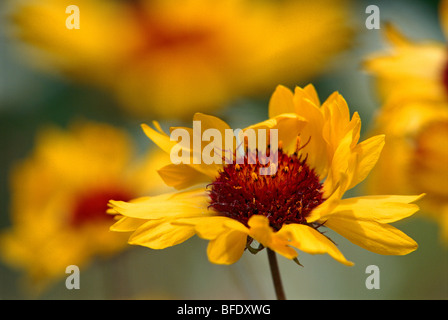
[0,121,171,292]
[364,0,448,104]
[109,85,421,267]
[364,0,448,244]
[10,0,353,118]
[366,100,448,243]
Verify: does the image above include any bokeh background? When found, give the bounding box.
[0,0,447,299]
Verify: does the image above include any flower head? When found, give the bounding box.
[363,0,448,245]
[10,0,353,118]
[366,100,448,243]
[109,85,422,266]
[0,121,170,291]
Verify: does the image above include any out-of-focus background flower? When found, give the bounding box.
[0,0,446,299]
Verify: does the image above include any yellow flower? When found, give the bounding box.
[363,0,448,244]
[109,85,422,266]
[366,99,448,244]
[10,0,353,118]
[364,0,448,105]
[0,121,171,292]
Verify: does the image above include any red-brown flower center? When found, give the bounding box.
[208,149,324,231]
[70,188,133,228]
[129,2,220,60]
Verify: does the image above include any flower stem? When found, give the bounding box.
[267,248,286,300]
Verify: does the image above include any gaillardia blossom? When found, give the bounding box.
[10,0,353,118]
[364,0,448,105]
[363,0,448,244]
[0,121,171,291]
[366,99,448,244]
[109,85,422,266]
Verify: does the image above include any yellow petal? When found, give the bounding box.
[193,113,232,136]
[141,123,176,155]
[347,112,361,148]
[268,85,295,118]
[170,115,225,179]
[157,164,210,190]
[247,215,297,259]
[383,23,411,47]
[348,134,385,190]
[323,130,354,197]
[327,194,424,224]
[306,179,347,223]
[110,216,147,232]
[174,216,248,240]
[278,223,353,266]
[323,112,363,195]
[302,83,321,106]
[128,219,195,250]
[193,113,230,165]
[110,189,212,220]
[206,229,247,265]
[324,197,420,255]
[291,88,328,174]
[334,220,417,255]
[322,92,351,134]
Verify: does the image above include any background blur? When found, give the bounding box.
[0,0,447,299]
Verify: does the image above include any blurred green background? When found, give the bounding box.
[1,0,447,299]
